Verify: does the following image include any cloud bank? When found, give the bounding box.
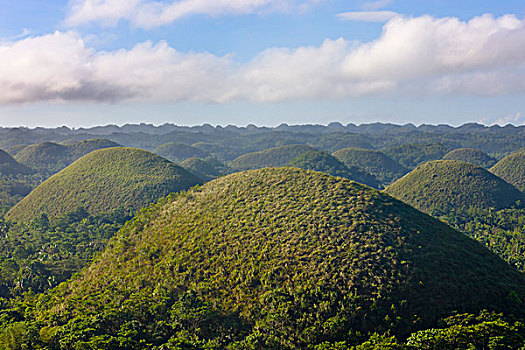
[66,0,322,28]
[1,14,525,105]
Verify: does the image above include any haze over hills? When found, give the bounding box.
[385,160,524,216]
[6,147,202,222]
[443,148,497,168]
[26,168,525,348]
[490,152,525,192]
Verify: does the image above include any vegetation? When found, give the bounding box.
[0,150,33,177]
[14,139,120,175]
[443,148,497,168]
[229,144,315,171]
[382,143,450,169]
[4,168,523,349]
[385,160,523,217]
[332,147,407,185]
[153,142,209,163]
[6,147,202,222]
[0,206,133,297]
[180,157,231,182]
[286,150,381,188]
[490,152,525,191]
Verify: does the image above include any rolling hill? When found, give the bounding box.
[0,149,33,176]
[5,147,202,222]
[286,150,381,188]
[180,157,230,181]
[153,142,209,163]
[386,160,523,216]
[382,143,450,169]
[14,139,120,174]
[490,152,525,192]
[28,168,525,348]
[228,144,316,171]
[332,147,408,184]
[443,148,497,168]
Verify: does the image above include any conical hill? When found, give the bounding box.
[228,144,315,171]
[386,160,523,216]
[36,168,525,348]
[490,152,525,192]
[5,147,202,222]
[443,148,497,168]
[333,147,408,184]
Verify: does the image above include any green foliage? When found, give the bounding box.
[332,148,407,185]
[386,160,524,217]
[181,158,231,182]
[490,152,525,191]
[0,206,133,297]
[381,143,450,169]
[0,150,33,177]
[442,148,497,168]
[6,147,202,222]
[228,145,316,171]
[14,139,120,175]
[154,142,209,163]
[285,150,381,188]
[12,168,524,349]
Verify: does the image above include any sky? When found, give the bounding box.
[0,0,525,127]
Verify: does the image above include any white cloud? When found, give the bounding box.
[362,0,393,11]
[2,14,525,105]
[481,112,525,126]
[337,11,399,22]
[65,0,322,28]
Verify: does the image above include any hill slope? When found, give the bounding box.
[6,147,201,222]
[14,139,120,174]
[443,148,497,168]
[332,147,408,184]
[386,160,523,216]
[180,157,230,181]
[490,152,525,191]
[0,149,33,176]
[286,150,381,188]
[31,168,525,348]
[228,144,315,171]
[153,142,209,163]
[382,143,450,169]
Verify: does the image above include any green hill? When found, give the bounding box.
[229,144,316,171]
[5,147,202,222]
[382,143,450,169]
[180,157,230,181]
[26,168,525,348]
[332,147,407,184]
[286,150,381,188]
[14,139,120,174]
[443,148,497,168]
[386,160,523,216]
[490,152,525,192]
[0,149,33,176]
[153,142,209,163]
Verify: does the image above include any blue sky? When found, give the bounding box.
[0,0,525,127]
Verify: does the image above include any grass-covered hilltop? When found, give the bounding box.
[332,147,408,185]
[5,147,202,222]
[14,139,121,174]
[7,168,524,349]
[228,144,315,171]
[442,148,497,168]
[385,160,523,216]
[490,151,525,192]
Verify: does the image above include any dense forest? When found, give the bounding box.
[0,122,523,349]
